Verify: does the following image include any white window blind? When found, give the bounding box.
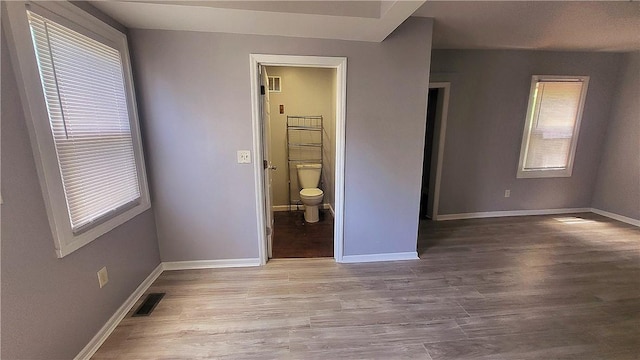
[518,76,589,178]
[27,11,141,231]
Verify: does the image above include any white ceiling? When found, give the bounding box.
[413,1,640,52]
[90,1,425,42]
[91,1,640,51]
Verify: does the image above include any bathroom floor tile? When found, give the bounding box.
[272,210,333,258]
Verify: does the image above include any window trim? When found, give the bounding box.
[517,75,589,179]
[4,1,151,258]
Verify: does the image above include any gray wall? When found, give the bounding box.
[592,52,640,220]
[1,23,161,360]
[129,17,433,259]
[430,50,622,215]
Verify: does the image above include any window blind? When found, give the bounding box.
[27,11,141,231]
[523,80,584,170]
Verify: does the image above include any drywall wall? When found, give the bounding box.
[430,50,622,215]
[1,19,161,360]
[129,17,433,259]
[592,52,640,220]
[264,66,335,207]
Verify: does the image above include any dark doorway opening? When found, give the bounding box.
[420,88,439,219]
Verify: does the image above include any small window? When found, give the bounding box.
[6,2,150,257]
[268,76,281,92]
[517,75,589,178]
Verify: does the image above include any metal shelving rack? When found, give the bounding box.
[286,115,323,211]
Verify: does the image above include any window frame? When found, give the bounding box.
[268,76,281,92]
[517,75,589,179]
[4,1,151,258]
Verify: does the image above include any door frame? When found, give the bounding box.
[249,54,347,265]
[427,82,451,221]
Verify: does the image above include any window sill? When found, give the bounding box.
[516,169,572,179]
[54,201,151,258]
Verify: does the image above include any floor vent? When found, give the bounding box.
[132,293,165,317]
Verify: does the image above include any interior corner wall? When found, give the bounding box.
[264,66,335,208]
[129,17,433,259]
[430,50,622,215]
[1,29,161,359]
[592,51,640,220]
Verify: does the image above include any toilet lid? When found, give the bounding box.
[300,188,323,197]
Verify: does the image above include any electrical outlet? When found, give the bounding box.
[237,150,251,164]
[504,189,511,198]
[97,266,109,288]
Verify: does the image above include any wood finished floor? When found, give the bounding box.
[93,213,639,359]
[272,210,333,258]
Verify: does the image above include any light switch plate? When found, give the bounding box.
[237,150,251,164]
[97,266,109,288]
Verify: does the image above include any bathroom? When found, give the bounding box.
[265,66,337,258]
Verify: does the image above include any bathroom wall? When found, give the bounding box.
[1,12,161,360]
[130,17,433,260]
[592,51,640,221]
[264,66,336,208]
[430,50,621,216]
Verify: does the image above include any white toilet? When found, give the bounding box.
[296,164,324,223]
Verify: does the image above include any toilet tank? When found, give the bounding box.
[296,164,322,188]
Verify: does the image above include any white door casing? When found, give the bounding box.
[250,54,347,264]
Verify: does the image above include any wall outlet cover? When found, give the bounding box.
[237,150,251,164]
[504,190,511,198]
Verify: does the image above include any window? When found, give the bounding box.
[517,75,589,178]
[6,2,150,257]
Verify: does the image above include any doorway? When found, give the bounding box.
[265,66,335,258]
[419,82,450,221]
[420,88,438,219]
[249,55,347,265]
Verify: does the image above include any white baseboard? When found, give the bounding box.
[273,204,297,211]
[162,258,261,270]
[74,263,163,360]
[273,205,293,212]
[437,208,591,221]
[273,203,331,212]
[328,203,335,217]
[591,208,640,227]
[341,251,419,263]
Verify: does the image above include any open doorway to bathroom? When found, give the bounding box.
[266,66,336,258]
[250,55,347,265]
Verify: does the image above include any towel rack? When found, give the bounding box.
[286,115,323,210]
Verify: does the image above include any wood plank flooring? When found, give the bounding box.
[272,210,333,258]
[92,213,639,359]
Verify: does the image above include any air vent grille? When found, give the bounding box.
[132,293,165,317]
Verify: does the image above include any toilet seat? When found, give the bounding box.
[300,188,323,197]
